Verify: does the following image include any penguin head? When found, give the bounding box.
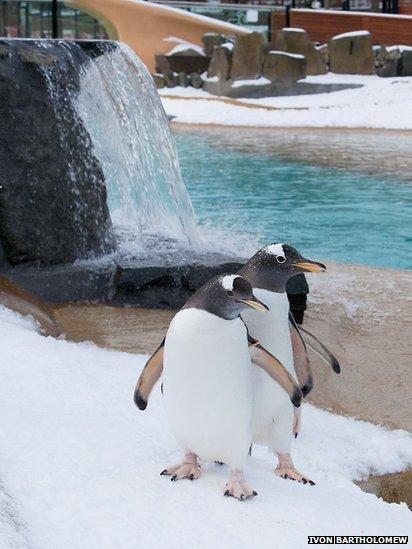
[220,275,269,316]
[183,274,269,320]
[239,243,326,292]
[264,243,326,276]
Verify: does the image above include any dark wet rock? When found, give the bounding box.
[1,259,120,302]
[155,53,210,75]
[208,45,233,81]
[189,72,203,89]
[231,32,265,80]
[400,49,412,76]
[263,51,306,83]
[178,72,189,87]
[163,71,178,88]
[153,73,166,88]
[329,31,375,75]
[0,39,115,267]
[281,28,327,75]
[375,46,400,77]
[202,33,227,57]
[113,256,243,308]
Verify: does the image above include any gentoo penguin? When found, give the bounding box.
[134,274,302,500]
[238,243,340,485]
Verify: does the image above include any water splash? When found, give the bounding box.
[76,42,200,251]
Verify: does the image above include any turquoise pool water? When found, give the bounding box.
[174,128,412,270]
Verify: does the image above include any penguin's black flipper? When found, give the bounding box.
[248,338,302,408]
[296,323,341,374]
[289,313,314,397]
[133,338,165,410]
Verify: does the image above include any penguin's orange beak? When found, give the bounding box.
[239,298,269,312]
[293,260,326,273]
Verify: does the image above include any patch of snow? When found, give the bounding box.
[167,43,205,56]
[232,77,271,88]
[332,30,370,40]
[387,45,412,53]
[222,42,234,51]
[160,73,412,129]
[269,50,305,60]
[0,307,411,549]
[283,27,305,33]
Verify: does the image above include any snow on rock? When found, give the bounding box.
[167,43,205,57]
[332,30,371,40]
[283,27,306,33]
[0,307,411,549]
[160,74,412,129]
[269,50,305,60]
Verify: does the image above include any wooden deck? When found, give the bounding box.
[271,9,412,46]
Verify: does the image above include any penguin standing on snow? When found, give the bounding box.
[239,243,340,484]
[134,274,303,500]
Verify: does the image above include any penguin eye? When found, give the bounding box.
[227,290,234,297]
[277,256,286,264]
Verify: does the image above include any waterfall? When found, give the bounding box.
[75,42,200,253]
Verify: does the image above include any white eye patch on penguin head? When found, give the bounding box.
[266,243,326,274]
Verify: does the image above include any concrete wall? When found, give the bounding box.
[69,0,248,73]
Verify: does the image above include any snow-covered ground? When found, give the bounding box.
[0,306,411,548]
[160,74,412,129]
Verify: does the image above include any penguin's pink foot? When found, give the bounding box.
[224,470,257,501]
[293,407,302,439]
[275,453,315,485]
[160,452,201,481]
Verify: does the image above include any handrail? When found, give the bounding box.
[148,0,285,12]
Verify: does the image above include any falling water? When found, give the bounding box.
[76,42,200,253]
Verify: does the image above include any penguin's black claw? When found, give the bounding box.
[188,473,194,481]
[302,478,307,484]
[252,491,258,496]
[215,461,225,466]
[160,469,168,476]
[294,433,298,439]
[170,475,177,482]
[240,493,245,500]
[224,489,230,497]
[308,480,316,486]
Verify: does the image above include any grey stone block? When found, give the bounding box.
[231,32,265,80]
[208,45,233,81]
[329,31,375,75]
[263,51,306,83]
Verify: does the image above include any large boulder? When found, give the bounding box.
[208,45,233,81]
[231,32,265,80]
[0,40,115,266]
[155,54,210,75]
[329,31,375,75]
[153,73,165,89]
[270,28,327,75]
[263,51,306,83]
[201,33,227,57]
[374,46,400,77]
[400,48,412,76]
[189,72,204,89]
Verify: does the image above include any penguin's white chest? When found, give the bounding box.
[242,289,293,369]
[241,289,295,448]
[163,308,253,468]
